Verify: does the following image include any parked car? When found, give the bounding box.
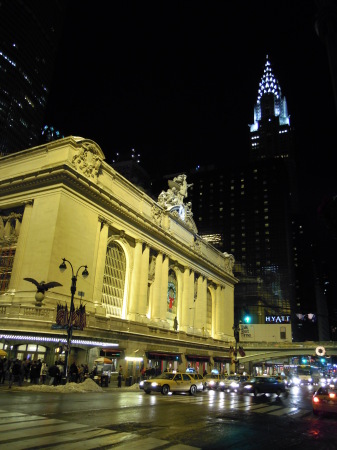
[189,373,206,391]
[142,372,199,395]
[204,373,226,390]
[239,376,287,397]
[312,385,337,416]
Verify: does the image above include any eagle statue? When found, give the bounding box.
[23,278,62,293]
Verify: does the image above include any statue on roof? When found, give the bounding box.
[157,174,197,233]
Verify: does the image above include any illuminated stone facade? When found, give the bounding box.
[0,136,238,378]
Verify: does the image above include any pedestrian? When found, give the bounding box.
[30,361,40,384]
[0,357,5,384]
[23,359,31,381]
[118,365,123,387]
[48,362,60,386]
[40,361,48,384]
[69,362,78,383]
[9,359,22,388]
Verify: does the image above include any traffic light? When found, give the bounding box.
[243,314,251,324]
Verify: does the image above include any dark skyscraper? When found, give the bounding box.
[0,0,65,155]
[185,56,317,342]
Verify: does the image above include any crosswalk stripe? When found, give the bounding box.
[162,394,309,418]
[0,415,49,425]
[0,412,26,418]
[269,407,298,416]
[0,418,58,432]
[110,437,196,450]
[34,431,134,450]
[251,406,283,413]
[0,422,87,443]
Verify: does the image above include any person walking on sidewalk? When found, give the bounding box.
[40,361,48,384]
[118,366,123,388]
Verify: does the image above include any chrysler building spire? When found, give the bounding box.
[250,55,290,133]
[249,56,292,161]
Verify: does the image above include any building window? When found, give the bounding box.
[0,246,16,293]
[280,327,286,339]
[101,241,126,318]
[167,269,178,316]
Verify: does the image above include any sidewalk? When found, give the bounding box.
[0,378,141,392]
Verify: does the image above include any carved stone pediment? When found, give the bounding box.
[72,140,104,182]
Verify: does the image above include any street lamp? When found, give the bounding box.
[59,258,89,380]
[232,321,242,374]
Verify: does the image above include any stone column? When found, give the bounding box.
[223,283,234,338]
[128,240,143,321]
[138,244,150,321]
[92,220,109,309]
[194,275,207,333]
[8,201,33,291]
[209,284,216,338]
[215,285,226,339]
[180,267,194,332]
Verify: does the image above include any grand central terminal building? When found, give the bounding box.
[0,136,238,380]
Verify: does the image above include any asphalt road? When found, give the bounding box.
[0,385,336,449]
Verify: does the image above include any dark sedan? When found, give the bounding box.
[239,376,287,397]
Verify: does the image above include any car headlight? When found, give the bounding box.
[140,381,144,387]
[209,380,215,386]
[231,382,239,388]
[292,377,300,385]
[308,377,313,383]
[244,384,253,389]
[151,382,159,387]
[219,381,225,386]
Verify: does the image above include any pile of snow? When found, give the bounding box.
[14,378,104,393]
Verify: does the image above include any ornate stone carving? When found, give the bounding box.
[72,141,103,182]
[151,205,162,227]
[157,174,197,233]
[0,212,22,245]
[223,252,235,274]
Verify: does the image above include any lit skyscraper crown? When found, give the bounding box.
[257,55,281,104]
[249,55,290,131]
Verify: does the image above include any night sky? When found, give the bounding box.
[45,1,337,240]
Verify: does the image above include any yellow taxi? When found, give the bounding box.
[142,372,200,395]
[204,373,226,390]
[189,372,207,391]
[312,385,337,416]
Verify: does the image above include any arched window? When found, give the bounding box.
[101,241,126,317]
[167,269,177,315]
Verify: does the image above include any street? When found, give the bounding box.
[0,385,336,449]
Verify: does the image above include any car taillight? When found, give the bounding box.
[329,393,336,399]
[313,396,320,403]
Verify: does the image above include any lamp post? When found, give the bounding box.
[59,258,89,380]
[232,321,242,374]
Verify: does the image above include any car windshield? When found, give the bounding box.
[205,374,218,379]
[154,373,175,380]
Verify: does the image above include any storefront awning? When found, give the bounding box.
[213,356,232,363]
[146,351,181,361]
[186,354,210,362]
